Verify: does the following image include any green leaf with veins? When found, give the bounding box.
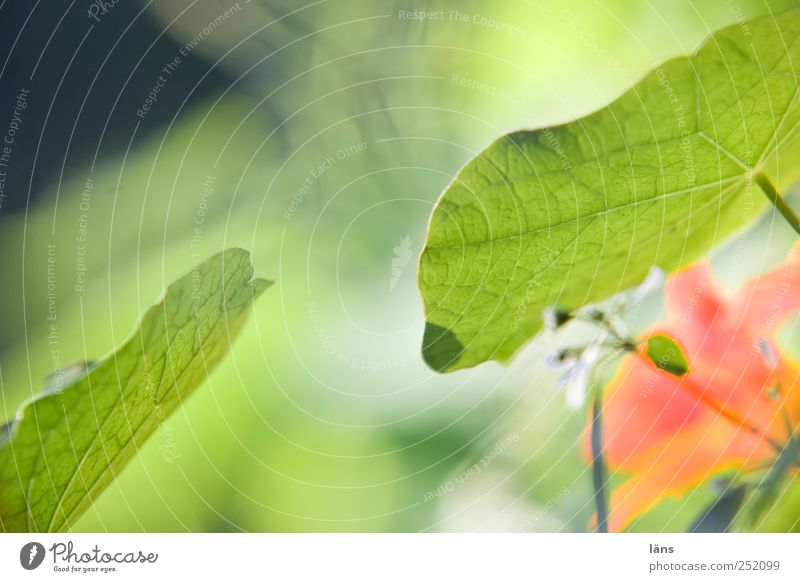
[419,8,800,373]
[0,249,270,532]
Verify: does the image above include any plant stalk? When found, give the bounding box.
[591,387,610,533]
[755,173,800,236]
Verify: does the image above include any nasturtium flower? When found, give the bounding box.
[590,245,800,531]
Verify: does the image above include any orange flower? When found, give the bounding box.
[591,245,800,531]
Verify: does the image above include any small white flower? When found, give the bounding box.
[545,349,578,370]
[557,344,601,409]
[542,307,571,331]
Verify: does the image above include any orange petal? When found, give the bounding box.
[585,244,800,529]
[606,405,772,531]
[732,243,800,333]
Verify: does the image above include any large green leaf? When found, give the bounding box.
[0,249,270,532]
[419,8,800,372]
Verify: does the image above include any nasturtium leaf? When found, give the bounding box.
[645,335,690,377]
[419,8,800,372]
[0,249,270,532]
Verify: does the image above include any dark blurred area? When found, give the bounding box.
[0,0,228,215]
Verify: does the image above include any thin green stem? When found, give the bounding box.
[747,430,800,527]
[755,173,800,235]
[591,387,610,533]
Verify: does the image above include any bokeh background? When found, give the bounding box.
[1,0,799,532]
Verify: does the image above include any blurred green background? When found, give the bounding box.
[1,0,799,532]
